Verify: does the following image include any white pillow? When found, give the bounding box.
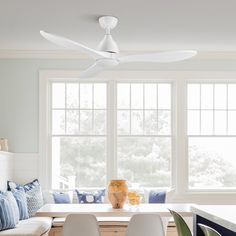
[42,190,55,204]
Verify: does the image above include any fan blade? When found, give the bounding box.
[119,50,197,63]
[79,62,104,78]
[80,59,119,78]
[40,30,109,59]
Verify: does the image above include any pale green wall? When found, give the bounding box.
[1,58,236,152]
[0,59,89,152]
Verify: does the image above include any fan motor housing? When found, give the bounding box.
[99,16,118,30]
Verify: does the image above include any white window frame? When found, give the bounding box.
[39,70,236,203]
[186,81,236,192]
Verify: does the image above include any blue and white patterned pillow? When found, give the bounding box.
[12,188,29,220]
[0,191,19,231]
[8,179,43,217]
[7,179,39,192]
[75,189,105,203]
[25,185,43,217]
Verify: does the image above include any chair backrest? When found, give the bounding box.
[198,223,222,236]
[62,214,100,236]
[169,209,192,236]
[126,214,165,236]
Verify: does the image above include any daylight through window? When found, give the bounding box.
[187,83,236,189]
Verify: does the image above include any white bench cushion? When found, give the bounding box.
[0,217,52,236]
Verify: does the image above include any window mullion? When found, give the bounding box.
[107,80,116,181]
[176,79,188,195]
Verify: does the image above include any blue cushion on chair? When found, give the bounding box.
[148,190,166,203]
[53,192,71,204]
[76,189,105,203]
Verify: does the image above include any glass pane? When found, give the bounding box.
[94,84,106,109]
[131,110,143,135]
[51,137,60,189]
[117,137,171,187]
[188,110,200,135]
[66,110,79,134]
[201,84,213,109]
[158,84,171,109]
[94,110,106,135]
[188,84,200,109]
[228,111,236,135]
[201,110,213,135]
[52,137,106,188]
[66,83,79,108]
[117,83,130,109]
[158,110,171,135]
[144,111,157,135]
[52,83,65,108]
[215,111,226,135]
[80,110,93,134]
[131,84,143,109]
[145,84,157,109]
[80,84,92,109]
[52,110,65,134]
[228,84,236,109]
[117,110,130,135]
[214,84,227,109]
[189,137,236,189]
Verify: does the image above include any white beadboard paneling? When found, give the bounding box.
[0,151,13,191]
[13,153,39,184]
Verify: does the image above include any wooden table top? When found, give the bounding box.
[36,203,193,218]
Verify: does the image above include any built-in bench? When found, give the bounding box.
[0,217,52,236]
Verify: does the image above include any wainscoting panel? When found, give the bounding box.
[0,151,13,191]
[13,153,39,184]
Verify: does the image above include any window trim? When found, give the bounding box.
[186,82,236,192]
[39,70,236,202]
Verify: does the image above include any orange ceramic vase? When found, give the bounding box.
[108,180,128,209]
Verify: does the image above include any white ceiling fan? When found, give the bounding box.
[40,16,197,78]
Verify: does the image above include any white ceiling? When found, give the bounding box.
[1,0,236,52]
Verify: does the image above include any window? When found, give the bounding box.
[49,80,172,189]
[117,83,172,187]
[40,71,236,196]
[51,82,107,188]
[187,83,236,189]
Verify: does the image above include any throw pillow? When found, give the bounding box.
[7,179,40,192]
[42,190,55,204]
[0,191,19,231]
[53,192,71,204]
[75,189,105,203]
[148,190,166,203]
[4,192,20,224]
[25,185,44,217]
[12,188,29,220]
[7,179,44,217]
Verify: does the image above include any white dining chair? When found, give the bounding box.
[126,214,165,236]
[62,214,101,236]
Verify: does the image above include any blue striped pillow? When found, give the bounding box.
[0,192,19,231]
[5,192,19,224]
[12,189,29,220]
[7,179,44,217]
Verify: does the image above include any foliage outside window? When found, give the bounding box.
[188,83,236,189]
[51,81,172,189]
